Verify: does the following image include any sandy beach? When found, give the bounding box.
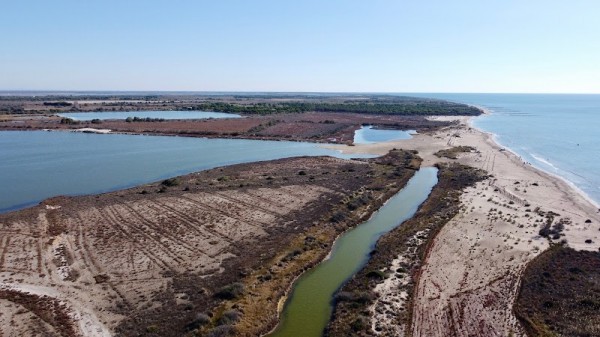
[324,116,600,336]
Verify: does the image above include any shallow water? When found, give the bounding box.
[0,131,373,213]
[58,110,241,121]
[353,125,414,144]
[267,167,438,337]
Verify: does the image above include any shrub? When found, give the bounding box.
[335,291,354,302]
[207,325,234,337]
[215,283,244,300]
[60,117,80,125]
[217,310,241,325]
[330,211,347,223]
[350,316,368,332]
[146,325,159,333]
[161,178,180,187]
[366,270,387,280]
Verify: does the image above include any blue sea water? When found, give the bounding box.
[409,93,600,206]
[58,110,241,121]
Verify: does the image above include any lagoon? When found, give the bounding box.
[353,125,414,145]
[57,110,242,121]
[0,131,372,213]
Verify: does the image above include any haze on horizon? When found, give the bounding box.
[2,0,599,94]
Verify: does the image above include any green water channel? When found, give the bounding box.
[267,167,438,337]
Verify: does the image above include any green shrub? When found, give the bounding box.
[366,270,387,280]
[215,283,244,300]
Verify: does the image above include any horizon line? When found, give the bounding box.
[1,90,600,95]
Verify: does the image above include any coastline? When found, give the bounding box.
[462,108,600,209]
[2,109,598,336]
[322,113,600,336]
[325,113,600,220]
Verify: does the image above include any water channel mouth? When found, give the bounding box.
[267,167,438,337]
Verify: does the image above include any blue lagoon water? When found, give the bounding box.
[353,125,414,144]
[58,110,241,121]
[0,131,371,213]
[410,93,600,205]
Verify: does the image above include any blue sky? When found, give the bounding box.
[1,0,599,93]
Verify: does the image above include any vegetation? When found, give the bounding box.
[515,245,600,337]
[327,163,488,336]
[125,116,166,122]
[161,178,180,187]
[434,146,476,159]
[214,283,245,300]
[43,101,72,107]
[59,117,80,125]
[187,100,482,116]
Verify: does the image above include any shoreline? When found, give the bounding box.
[323,112,600,335]
[477,123,600,210]
[464,109,600,209]
[324,113,600,217]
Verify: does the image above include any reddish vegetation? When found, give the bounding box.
[0,112,450,143]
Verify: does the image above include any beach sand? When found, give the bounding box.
[323,117,600,336]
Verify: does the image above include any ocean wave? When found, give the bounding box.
[530,154,559,171]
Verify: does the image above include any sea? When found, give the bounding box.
[410,93,600,207]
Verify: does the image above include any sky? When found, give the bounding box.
[1,0,599,93]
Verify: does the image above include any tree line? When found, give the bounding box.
[188,101,481,116]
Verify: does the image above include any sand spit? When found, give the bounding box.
[324,117,600,336]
